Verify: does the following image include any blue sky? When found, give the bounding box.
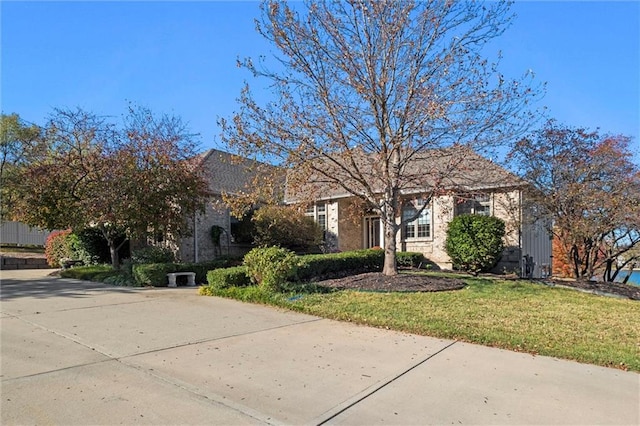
[2,1,639,159]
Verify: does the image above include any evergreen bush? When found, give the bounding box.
[296,249,384,280]
[445,214,505,275]
[132,263,177,286]
[243,246,299,291]
[206,266,251,290]
[396,251,426,268]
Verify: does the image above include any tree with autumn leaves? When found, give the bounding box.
[509,120,640,282]
[220,0,539,275]
[6,106,211,268]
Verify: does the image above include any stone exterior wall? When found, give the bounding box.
[337,199,362,252]
[401,195,454,269]
[491,189,523,274]
[178,197,242,263]
[331,189,528,273]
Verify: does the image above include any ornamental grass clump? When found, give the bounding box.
[243,246,299,291]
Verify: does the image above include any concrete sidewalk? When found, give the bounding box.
[1,269,638,425]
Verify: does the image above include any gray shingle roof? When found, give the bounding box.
[285,146,526,202]
[197,149,278,196]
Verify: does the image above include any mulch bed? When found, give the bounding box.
[316,272,466,293]
[547,279,640,301]
[314,271,640,300]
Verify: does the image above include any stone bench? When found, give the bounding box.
[167,272,196,287]
[61,259,84,269]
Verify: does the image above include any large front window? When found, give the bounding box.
[402,199,431,239]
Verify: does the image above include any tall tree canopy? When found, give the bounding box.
[10,106,211,268]
[509,120,640,282]
[221,0,539,275]
[0,113,43,220]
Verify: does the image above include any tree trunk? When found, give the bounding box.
[108,240,120,269]
[382,205,398,276]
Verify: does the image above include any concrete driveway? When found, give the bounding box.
[1,269,638,425]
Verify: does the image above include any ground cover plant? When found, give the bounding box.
[200,272,640,372]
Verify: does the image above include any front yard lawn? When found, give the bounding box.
[202,275,640,372]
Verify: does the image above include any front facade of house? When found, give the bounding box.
[303,188,551,277]
[178,148,551,279]
[294,149,552,278]
[176,149,267,263]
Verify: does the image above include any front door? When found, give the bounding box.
[364,216,381,248]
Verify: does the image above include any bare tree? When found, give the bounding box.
[221,0,539,275]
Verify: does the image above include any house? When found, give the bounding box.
[285,147,552,278]
[176,149,278,263]
[179,147,551,279]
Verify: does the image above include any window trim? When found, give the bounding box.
[456,193,492,216]
[305,202,328,232]
[401,199,432,241]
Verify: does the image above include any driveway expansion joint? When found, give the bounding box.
[314,340,458,425]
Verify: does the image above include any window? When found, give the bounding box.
[402,199,431,239]
[456,194,491,216]
[305,203,327,232]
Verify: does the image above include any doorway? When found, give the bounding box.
[364,216,381,248]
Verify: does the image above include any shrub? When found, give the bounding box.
[297,249,384,281]
[243,246,299,291]
[70,227,128,265]
[176,259,237,284]
[45,229,73,267]
[67,233,99,266]
[252,205,323,252]
[132,263,177,286]
[130,258,239,287]
[206,266,251,290]
[131,246,175,264]
[445,214,505,275]
[396,251,426,268]
[59,265,116,280]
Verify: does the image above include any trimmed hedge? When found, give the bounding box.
[132,263,178,286]
[296,249,384,281]
[59,265,118,281]
[132,258,238,287]
[396,251,426,268]
[200,249,434,292]
[206,266,251,290]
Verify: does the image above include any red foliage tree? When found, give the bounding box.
[510,120,640,281]
[11,106,211,268]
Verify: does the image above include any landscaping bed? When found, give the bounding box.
[316,272,466,292]
[547,278,640,300]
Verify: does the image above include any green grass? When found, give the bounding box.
[201,275,640,372]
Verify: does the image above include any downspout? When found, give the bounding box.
[194,214,199,263]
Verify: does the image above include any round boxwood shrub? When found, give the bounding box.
[445,214,505,275]
[243,246,299,291]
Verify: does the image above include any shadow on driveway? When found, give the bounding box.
[0,271,141,300]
